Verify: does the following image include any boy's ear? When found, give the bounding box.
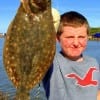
[56,35,60,42]
[56,37,58,42]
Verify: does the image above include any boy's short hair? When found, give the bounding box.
[57,11,90,36]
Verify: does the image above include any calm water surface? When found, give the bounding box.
[0,38,100,98]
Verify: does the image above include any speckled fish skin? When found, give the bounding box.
[3,0,56,91]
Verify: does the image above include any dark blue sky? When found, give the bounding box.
[0,0,100,33]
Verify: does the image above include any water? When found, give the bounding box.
[0,38,100,98]
[84,41,100,63]
[0,38,16,99]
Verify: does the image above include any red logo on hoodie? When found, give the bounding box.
[65,67,98,86]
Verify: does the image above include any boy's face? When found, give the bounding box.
[57,25,88,60]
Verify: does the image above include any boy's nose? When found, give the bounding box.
[73,38,79,46]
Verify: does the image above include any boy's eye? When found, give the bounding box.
[65,36,74,38]
[78,36,86,39]
[65,36,86,38]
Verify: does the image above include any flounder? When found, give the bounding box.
[3,0,56,92]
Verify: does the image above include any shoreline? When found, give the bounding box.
[0,34,5,38]
[0,35,100,41]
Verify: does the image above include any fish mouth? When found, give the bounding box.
[29,0,49,13]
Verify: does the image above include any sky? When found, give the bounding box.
[0,0,100,33]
